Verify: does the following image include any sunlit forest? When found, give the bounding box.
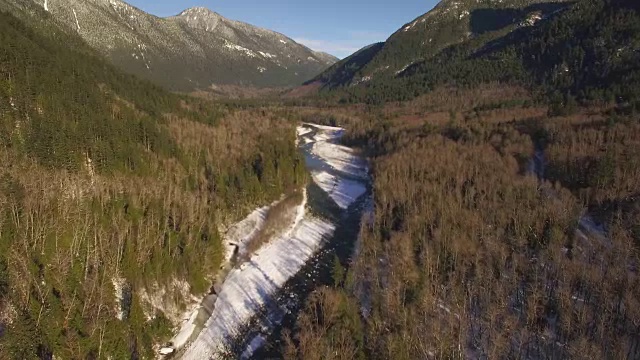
[1,0,640,358]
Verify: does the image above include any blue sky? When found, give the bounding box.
[126,0,439,58]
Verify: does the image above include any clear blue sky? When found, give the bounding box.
[126,0,439,58]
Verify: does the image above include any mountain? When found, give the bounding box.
[311,0,640,108]
[308,0,571,91]
[1,0,337,91]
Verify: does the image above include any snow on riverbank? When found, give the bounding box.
[182,192,335,359]
[174,123,367,358]
[312,170,367,209]
[223,205,271,262]
[312,141,368,179]
[302,123,369,209]
[162,205,273,354]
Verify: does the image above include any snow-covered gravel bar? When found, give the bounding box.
[182,192,335,358]
[176,123,368,359]
[304,123,369,209]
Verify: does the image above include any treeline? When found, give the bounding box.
[285,88,640,359]
[0,11,305,358]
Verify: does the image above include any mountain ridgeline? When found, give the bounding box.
[0,0,337,92]
[309,0,640,108]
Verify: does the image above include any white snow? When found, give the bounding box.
[296,127,313,138]
[279,39,287,44]
[311,138,369,179]
[396,62,415,76]
[72,9,81,31]
[223,205,270,261]
[258,51,276,59]
[170,307,199,350]
[311,171,367,209]
[162,202,277,355]
[177,124,368,358]
[403,20,418,32]
[302,123,369,208]
[224,40,258,58]
[43,0,48,12]
[257,66,267,73]
[112,277,126,320]
[358,75,372,84]
[182,190,335,359]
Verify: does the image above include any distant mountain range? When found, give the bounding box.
[0,0,338,91]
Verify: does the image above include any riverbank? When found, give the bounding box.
[162,123,369,359]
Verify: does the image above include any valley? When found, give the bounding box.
[153,124,370,359]
[0,0,639,359]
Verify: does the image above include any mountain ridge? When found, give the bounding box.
[4,0,338,91]
[307,0,572,91]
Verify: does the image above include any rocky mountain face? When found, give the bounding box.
[310,0,572,89]
[4,0,337,91]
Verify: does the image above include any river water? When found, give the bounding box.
[233,124,372,358]
[174,124,371,359]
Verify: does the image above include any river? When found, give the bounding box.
[173,123,371,359]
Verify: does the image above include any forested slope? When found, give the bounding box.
[285,90,640,360]
[0,11,305,358]
[0,0,337,92]
[281,0,640,359]
[313,0,640,107]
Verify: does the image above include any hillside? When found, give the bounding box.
[308,0,572,95]
[0,9,305,358]
[0,0,337,91]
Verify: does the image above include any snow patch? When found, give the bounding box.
[163,198,287,355]
[224,40,258,58]
[297,127,313,138]
[311,171,367,209]
[43,0,48,12]
[258,51,276,59]
[403,19,419,32]
[72,8,81,31]
[112,277,127,321]
[257,66,267,73]
[170,306,200,350]
[302,123,369,209]
[396,62,415,76]
[311,140,368,180]
[361,75,372,82]
[182,193,335,359]
[279,39,287,44]
[223,204,271,262]
[138,279,199,325]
